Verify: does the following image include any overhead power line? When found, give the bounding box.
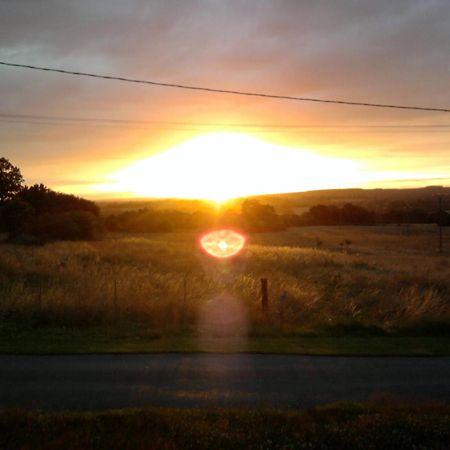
[1,60,449,113]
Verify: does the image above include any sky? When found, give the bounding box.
[0,0,449,200]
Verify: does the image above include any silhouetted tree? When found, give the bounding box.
[308,204,340,225]
[17,184,99,216]
[299,203,374,226]
[31,211,103,241]
[0,199,34,233]
[0,157,24,204]
[240,199,283,231]
[340,203,374,225]
[280,213,304,227]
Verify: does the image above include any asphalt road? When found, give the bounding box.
[1,354,449,410]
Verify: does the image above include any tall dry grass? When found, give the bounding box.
[0,226,449,330]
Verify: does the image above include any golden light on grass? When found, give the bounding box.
[99,132,364,202]
[200,229,246,258]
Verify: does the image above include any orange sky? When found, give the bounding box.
[1,1,449,200]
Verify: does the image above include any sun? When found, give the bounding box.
[101,132,363,202]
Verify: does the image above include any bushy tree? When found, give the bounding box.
[300,203,375,226]
[17,184,99,216]
[105,208,191,233]
[308,204,340,225]
[31,211,103,241]
[0,199,34,233]
[0,157,24,203]
[340,203,374,225]
[240,199,283,231]
[0,159,103,243]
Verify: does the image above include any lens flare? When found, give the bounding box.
[200,229,246,258]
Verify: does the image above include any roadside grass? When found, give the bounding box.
[1,402,449,450]
[1,322,449,355]
[0,226,449,354]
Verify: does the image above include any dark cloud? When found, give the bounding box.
[2,0,449,90]
[0,0,449,189]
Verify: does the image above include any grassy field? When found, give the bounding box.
[1,403,449,450]
[0,225,449,353]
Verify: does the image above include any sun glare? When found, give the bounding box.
[100,133,365,202]
[200,229,246,258]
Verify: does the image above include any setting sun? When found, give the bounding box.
[98,133,365,202]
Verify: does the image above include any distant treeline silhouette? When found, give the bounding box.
[0,158,102,242]
[288,203,449,227]
[1,157,448,242]
[104,199,449,233]
[105,200,285,233]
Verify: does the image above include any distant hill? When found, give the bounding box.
[252,186,450,214]
[98,186,450,215]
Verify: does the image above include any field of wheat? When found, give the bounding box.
[0,225,449,332]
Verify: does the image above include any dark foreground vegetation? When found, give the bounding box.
[1,403,449,450]
[0,158,102,242]
[1,321,449,355]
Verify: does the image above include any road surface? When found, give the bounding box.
[1,354,449,410]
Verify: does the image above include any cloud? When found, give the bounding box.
[0,0,449,192]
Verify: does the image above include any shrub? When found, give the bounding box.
[31,211,103,241]
[17,184,99,216]
[0,199,34,233]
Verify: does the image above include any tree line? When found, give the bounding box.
[1,157,448,243]
[105,199,449,234]
[105,199,285,233]
[0,158,102,242]
[289,203,449,227]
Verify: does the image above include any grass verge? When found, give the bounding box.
[1,403,449,450]
[1,323,449,355]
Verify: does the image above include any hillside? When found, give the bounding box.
[98,186,450,215]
